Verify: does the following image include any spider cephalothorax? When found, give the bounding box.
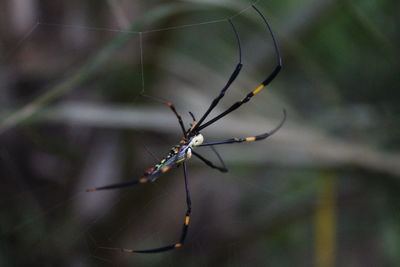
[87,4,286,254]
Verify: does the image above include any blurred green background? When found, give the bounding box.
[1,0,399,266]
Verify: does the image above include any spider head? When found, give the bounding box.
[188,134,204,148]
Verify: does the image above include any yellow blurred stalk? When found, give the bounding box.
[315,171,336,267]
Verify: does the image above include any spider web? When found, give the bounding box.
[0,1,297,266]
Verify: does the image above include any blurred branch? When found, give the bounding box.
[0,27,135,135]
[107,0,130,29]
[315,171,336,267]
[7,101,400,177]
[0,3,218,135]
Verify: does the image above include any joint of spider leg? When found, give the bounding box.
[243,96,251,103]
[144,167,155,175]
[190,121,198,131]
[139,177,149,183]
[161,166,171,173]
[189,121,196,129]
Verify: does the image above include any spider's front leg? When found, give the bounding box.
[196,5,283,132]
[191,19,243,133]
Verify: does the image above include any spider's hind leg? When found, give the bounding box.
[86,176,150,192]
[115,162,192,253]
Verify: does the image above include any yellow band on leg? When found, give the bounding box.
[252,84,265,95]
[139,178,148,183]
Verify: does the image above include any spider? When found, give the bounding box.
[87,5,286,253]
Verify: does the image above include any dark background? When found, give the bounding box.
[1,0,399,266]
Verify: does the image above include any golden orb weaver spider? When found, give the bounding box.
[87,5,286,253]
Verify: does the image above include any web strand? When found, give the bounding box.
[37,22,141,34]
[230,0,261,19]
[2,22,40,62]
[33,1,261,36]
[141,18,227,34]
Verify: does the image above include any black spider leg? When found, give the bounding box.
[141,93,187,135]
[196,5,283,132]
[188,111,196,121]
[187,111,197,131]
[122,161,191,253]
[86,171,159,192]
[200,109,286,147]
[192,146,228,173]
[210,145,228,171]
[190,18,242,134]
